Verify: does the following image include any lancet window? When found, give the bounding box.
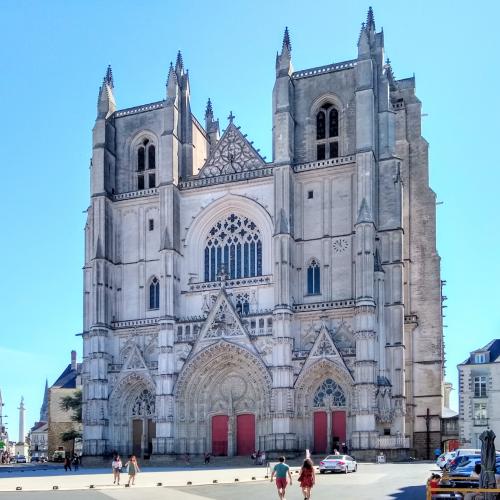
[316,103,339,161]
[137,138,156,190]
[149,277,160,310]
[307,259,321,295]
[204,214,262,282]
[313,379,346,408]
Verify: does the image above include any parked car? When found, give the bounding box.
[449,454,480,472]
[15,455,27,463]
[453,457,500,477]
[436,451,456,469]
[319,454,357,474]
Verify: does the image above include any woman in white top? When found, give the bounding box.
[111,454,123,485]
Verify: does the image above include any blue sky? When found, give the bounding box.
[0,0,498,442]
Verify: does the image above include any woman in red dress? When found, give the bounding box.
[298,458,315,499]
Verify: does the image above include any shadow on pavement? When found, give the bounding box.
[388,484,426,499]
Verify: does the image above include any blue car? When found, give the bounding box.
[452,457,500,477]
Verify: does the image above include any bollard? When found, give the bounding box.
[187,481,192,485]
[16,487,22,491]
[157,482,162,486]
[213,479,218,483]
[89,485,95,489]
[234,478,239,482]
[53,486,59,490]
[252,476,256,480]
[125,484,130,487]
[265,475,269,479]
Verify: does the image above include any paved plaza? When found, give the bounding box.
[0,462,433,499]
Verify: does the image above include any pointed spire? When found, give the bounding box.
[282,26,291,53]
[94,235,104,259]
[166,61,176,84]
[40,379,49,422]
[104,65,114,88]
[160,226,172,251]
[356,198,373,224]
[205,98,214,121]
[366,6,375,31]
[175,50,184,72]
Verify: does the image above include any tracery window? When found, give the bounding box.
[131,389,155,416]
[204,214,262,282]
[316,103,339,161]
[235,292,250,316]
[313,378,346,408]
[149,277,160,310]
[137,138,156,190]
[307,259,321,295]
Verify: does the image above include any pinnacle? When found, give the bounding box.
[104,65,114,88]
[366,6,375,31]
[282,26,291,53]
[205,98,214,119]
[175,50,184,70]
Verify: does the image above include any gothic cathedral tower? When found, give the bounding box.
[81,8,443,461]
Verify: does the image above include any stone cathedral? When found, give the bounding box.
[82,9,444,461]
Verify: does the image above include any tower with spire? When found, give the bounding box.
[81,7,444,461]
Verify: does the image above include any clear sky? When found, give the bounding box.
[1,0,499,442]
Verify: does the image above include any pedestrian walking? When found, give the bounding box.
[63,456,72,471]
[72,455,79,471]
[298,458,315,500]
[124,455,140,486]
[204,452,211,465]
[341,443,349,455]
[112,454,123,485]
[270,456,292,500]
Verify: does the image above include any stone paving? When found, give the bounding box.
[0,462,435,498]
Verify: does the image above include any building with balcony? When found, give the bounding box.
[458,339,500,448]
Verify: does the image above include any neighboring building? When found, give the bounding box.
[47,351,82,459]
[82,7,444,461]
[30,421,48,460]
[441,382,459,451]
[458,340,500,448]
[0,389,10,462]
[29,380,49,460]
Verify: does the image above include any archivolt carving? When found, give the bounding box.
[294,359,353,417]
[109,371,155,418]
[174,341,271,422]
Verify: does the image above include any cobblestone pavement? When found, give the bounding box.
[0,462,433,499]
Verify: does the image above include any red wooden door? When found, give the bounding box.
[332,410,346,445]
[236,414,255,456]
[212,415,229,456]
[313,411,327,454]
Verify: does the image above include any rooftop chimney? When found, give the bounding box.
[71,350,77,371]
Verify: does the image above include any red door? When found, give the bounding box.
[212,415,229,456]
[313,412,327,454]
[237,414,255,456]
[332,410,346,445]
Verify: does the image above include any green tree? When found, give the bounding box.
[59,390,82,456]
[59,390,82,423]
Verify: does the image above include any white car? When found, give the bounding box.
[436,451,456,469]
[319,454,357,474]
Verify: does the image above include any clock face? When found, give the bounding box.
[332,238,349,254]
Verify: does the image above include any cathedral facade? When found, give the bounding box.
[82,9,444,460]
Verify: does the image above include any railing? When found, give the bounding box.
[377,436,410,449]
[179,167,273,189]
[293,155,355,173]
[473,418,489,426]
[292,60,357,79]
[113,187,158,201]
[188,275,272,292]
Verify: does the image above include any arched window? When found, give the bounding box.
[131,389,155,416]
[316,103,339,161]
[235,293,250,316]
[313,379,346,408]
[137,138,156,190]
[204,214,262,282]
[149,277,160,310]
[307,259,321,295]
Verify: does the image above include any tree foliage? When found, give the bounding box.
[59,389,82,423]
